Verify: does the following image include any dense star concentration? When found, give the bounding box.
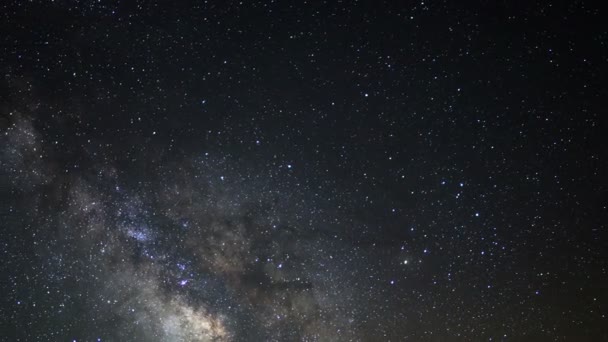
[1,1,607,341]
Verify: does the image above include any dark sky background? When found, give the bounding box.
[1,1,607,341]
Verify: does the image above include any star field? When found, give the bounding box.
[1,1,607,341]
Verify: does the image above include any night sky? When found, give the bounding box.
[1,1,607,341]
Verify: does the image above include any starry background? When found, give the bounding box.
[1,1,607,341]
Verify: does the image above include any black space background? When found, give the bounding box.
[1,1,607,341]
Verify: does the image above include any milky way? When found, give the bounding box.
[2,113,364,341]
[1,1,607,341]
